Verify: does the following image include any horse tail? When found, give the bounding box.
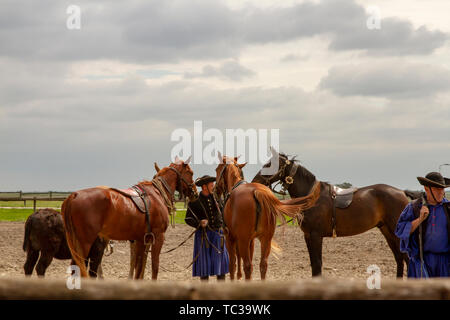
[23,213,34,252]
[404,190,422,200]
[253,182,321,224]
[62,192,88,277]
[270,240,282,260]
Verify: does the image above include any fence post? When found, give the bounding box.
[20,191,26,206]
[33,197,37,212]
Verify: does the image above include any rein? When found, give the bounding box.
[152,166,198,227]
[151,176,177,226]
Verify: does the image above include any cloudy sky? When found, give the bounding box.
[1,0,450,191]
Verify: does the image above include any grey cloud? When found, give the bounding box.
[184,60,255,81]
[280,53,310,63]
[0,0,447,64]
[2,59,450,190]
[329,18,448,55]
[319,61,450,98]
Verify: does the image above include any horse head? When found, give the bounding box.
[214,151,246,198]
[252,147,298,188]
[169,155,198,200]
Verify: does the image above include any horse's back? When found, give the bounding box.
[357,184,408,203]
[353,184,409,223]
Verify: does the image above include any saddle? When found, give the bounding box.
[108,185,154,245]
[332,186,358,209]
[330,185,358,238]
[110,186,150,213]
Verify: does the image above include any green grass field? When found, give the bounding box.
[0,207,188,223]
[1,192,448,223]
[0,208,35,221]
[0,200,64,208]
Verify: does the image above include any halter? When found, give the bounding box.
[163,166,198,200]
[258,157,298,195]
[213,162,245,201]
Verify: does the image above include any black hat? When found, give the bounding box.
[417,172,450,189]
[195,175,216,187]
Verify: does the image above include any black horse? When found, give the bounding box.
[252,148,413,277]
[23,208,108,277]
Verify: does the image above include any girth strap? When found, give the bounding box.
[132,185,153,244]
[330,185,337,238]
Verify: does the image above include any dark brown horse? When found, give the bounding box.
[23,208,108,277]
[252,148,410,277]
[62,157,197,279]
[214,153,321,280]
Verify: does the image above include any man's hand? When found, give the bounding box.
[410,205,430,234]
[419,206,430,222]
[200,219,208,228]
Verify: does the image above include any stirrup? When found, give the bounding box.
[144,232,155,246]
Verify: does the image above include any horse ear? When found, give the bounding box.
[217,151,223,163]
[174,155,180,163]
[154,162,161,173]
[184,155,191,165]
[234,155,241,162]
[238,162,247,169]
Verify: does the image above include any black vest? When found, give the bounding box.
[185,193,224,230]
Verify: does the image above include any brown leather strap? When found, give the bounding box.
[330,185,337,238]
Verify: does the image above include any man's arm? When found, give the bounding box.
[410,206,429,234]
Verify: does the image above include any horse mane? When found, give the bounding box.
[279,152,301,164]
[279,152,316,182]
[137,167,172,186]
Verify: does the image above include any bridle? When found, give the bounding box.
[163,166,198,201]
[258,157,298,196]
[213,162,244,201]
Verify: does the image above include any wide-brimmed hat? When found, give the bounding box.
[417,172,450,189]
[195,175,216,187]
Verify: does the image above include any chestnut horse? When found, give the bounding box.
[62,157,197,279]
[214,153,321,280]
[252,148,410,277]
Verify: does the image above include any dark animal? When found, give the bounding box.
[23,208,108,277]
[62,157,198,279]
[214,153,321,280]
[252,148,411,277]
[404,190,423,200]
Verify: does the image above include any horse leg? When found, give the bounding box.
[24,249,39,276]
[97,264,104,279]
[35,251,54,277]
[236,244,243,280]
[379,225,405,278]
[259,236,272,280]
[304,232,323,277]
[250,238,255,262]
[237,238,253,280]
[139,243,150,279]
[87,237,106,278]
[133,241,145,280]
[226,236,237,280]
[128,241,136,279]
[151,233,164,280]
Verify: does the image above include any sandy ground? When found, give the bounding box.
[0,221,404,281]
